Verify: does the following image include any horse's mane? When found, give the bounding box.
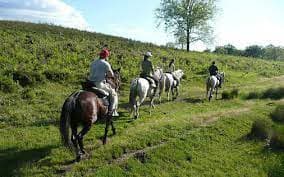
[153,67,163,79]
[172,69,184,80]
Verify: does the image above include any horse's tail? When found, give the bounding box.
[129,79,138,108]
[59,91,79,149]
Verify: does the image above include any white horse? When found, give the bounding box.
[159,69,184,102]
[206,72,225,101]
[129,68,164,119]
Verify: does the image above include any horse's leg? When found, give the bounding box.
[70,124,80,161]
[209,87,213,101]
[171,86,175,101]
[158,80,164,104]
[103,116,111,145]
[176,86,179,98]
[110,118,116,135]
[135,103,140,119]
[77,123,91,155]
[215,87,218,100]
[150,94,155,108]
[206,84,209,99]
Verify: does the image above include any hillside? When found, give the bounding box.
[0,21,284,177]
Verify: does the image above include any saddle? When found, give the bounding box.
[167,72,179,87]
[146,77,156,88]
[140,74,156,88]
[81,80,110,106]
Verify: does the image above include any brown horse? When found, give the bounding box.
[60,69,121,162]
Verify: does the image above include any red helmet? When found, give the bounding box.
[99,49,110,59]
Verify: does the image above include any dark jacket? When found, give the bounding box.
[209,65,218,76]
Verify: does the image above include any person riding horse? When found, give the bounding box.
[88,49,119,116]
[167,59,179,87]
[208,61,222,88]
[140,51,159,95]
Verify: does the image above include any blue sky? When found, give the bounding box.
[0,0,284,51]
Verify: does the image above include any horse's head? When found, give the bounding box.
[218,72,225,83]
[173,69,184,81]
[107,68,121,92]
[153,67,164,80]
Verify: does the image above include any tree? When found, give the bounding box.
[262,45,284,60]
[156,0,217,51]
[214,44,242,56]
[244,45,263,58]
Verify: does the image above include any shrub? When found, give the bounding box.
[221,91,230,99]
[271,104,284,123]
[0,76,19,93]
[12,71,45,87]
[21,88,36,100]
[231,88,239,98]
[222,89,239,100]
[261,87,284,100]
[246,91,261,99]
[43,69,70,82]
[270,129,284,150]
[249,119,272,140]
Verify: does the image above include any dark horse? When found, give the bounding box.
[60,69,121,161]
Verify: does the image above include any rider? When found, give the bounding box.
[140,51,159,95]
[88,49,119,116]
[168,59,179,87]
[208,61,222,88]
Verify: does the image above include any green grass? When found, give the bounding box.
[1,21,284,177]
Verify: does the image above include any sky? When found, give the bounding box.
[0,0,283,51]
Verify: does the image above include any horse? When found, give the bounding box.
[59,69,121,162]
[206,72,225,101]
[159,69,184,102]
[129,68,164,119]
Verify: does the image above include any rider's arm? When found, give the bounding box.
[150,62,154,74]
[106,62,114,78]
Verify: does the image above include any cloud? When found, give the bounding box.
[0,0,91,30]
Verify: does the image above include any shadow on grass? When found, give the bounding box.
[0,145,56,177]
[182,98,205,104]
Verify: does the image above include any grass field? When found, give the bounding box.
[1,74,284,177]
[0,21,284,177]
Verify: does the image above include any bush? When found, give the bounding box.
[43,69,70,82]
[262,87,284,100]
[221,91,230,99]
[21,88,36,100]
[271,105,284,123]
[12,71,45,87]
[231,89,239,98]
[246,91,261,99]
[222,89,239,100]
[270,129,284,150]
[0,76,19,93]
[249,119,272,140]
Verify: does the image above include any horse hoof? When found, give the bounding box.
[102,139,107,145]
[112,129,116,135]
[134,115,138,119]
[76,155,81,162]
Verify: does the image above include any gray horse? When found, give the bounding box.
[206,72,225,101]
[159,69,184,102]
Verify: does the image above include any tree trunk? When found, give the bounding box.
[186,29,190,51]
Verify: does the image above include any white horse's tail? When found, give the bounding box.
[129,79,138,108]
